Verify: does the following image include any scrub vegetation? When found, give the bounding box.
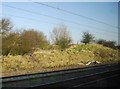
[0,18,119,77]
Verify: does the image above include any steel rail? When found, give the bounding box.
[1,62,120,88]
[68,70,120,88]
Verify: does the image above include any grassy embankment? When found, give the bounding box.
[1,44,120,77]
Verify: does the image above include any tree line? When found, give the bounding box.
[0,18,119,55]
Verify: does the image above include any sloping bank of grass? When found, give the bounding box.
[1,44,120,77]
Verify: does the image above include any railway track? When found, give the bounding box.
[1,62,120,89]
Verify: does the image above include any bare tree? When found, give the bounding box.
[51,24,72,50]
[0,18,13,36]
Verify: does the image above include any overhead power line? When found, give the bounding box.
[2,4,118,34]
[34,2,119,29]
[2,13,117,37]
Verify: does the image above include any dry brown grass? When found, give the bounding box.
[1,44,119,77]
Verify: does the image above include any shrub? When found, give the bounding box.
[2,29,50,55]
[81,32,94,45]
[2,32,20,55]
[96,39,116,49]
